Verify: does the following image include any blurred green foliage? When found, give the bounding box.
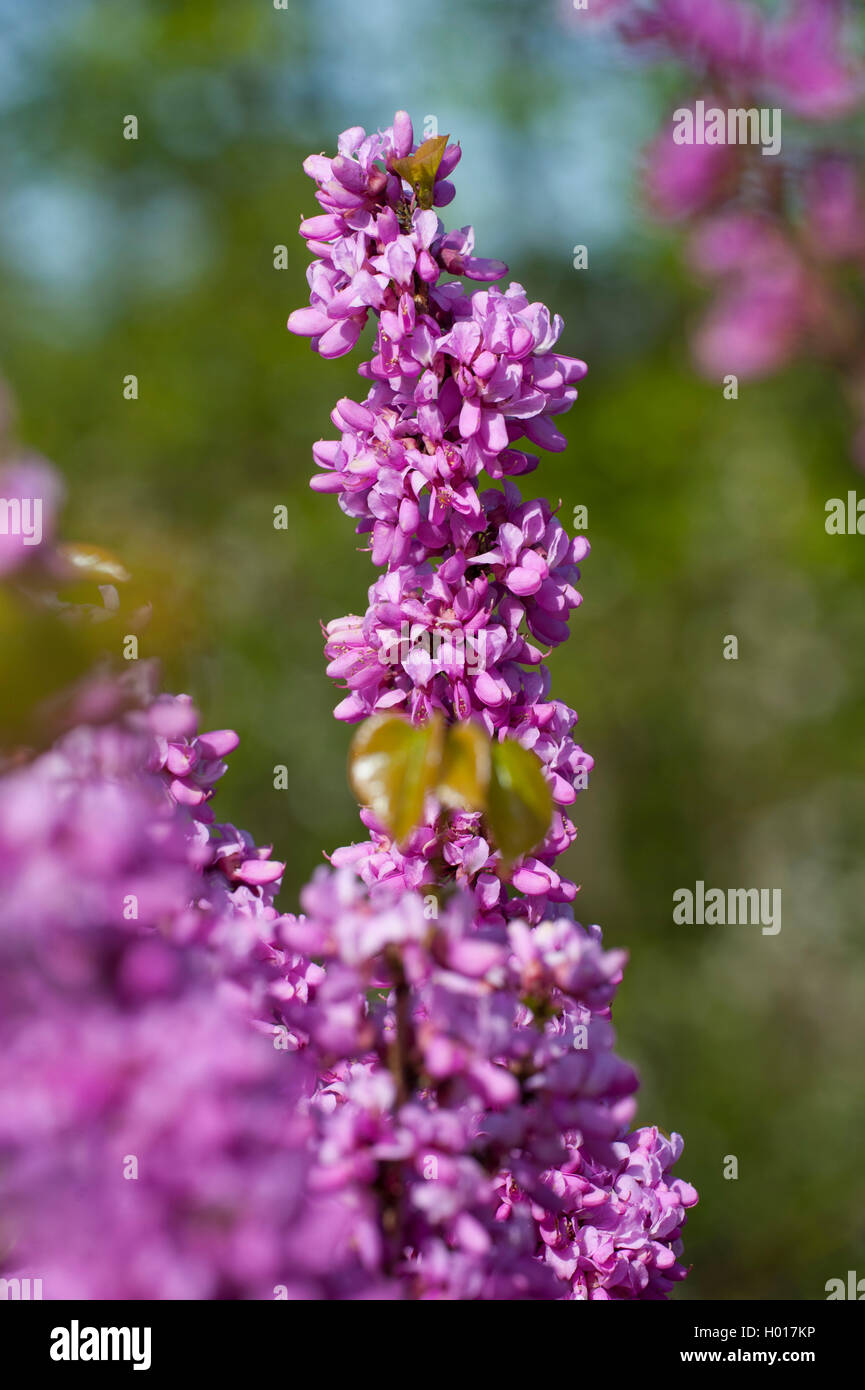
[1,0,864,1301]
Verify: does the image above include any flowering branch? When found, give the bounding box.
[286,111,698,1298]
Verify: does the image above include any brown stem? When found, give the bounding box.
[383,945,416,1107]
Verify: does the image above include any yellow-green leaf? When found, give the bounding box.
[348,713,445,845]
[437,721,490,812]
[390,135,449,210]
[487,739,553,867]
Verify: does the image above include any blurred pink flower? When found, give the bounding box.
[0,454,62,576]
[642,123,736,220]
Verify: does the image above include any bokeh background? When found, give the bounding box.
[2,0,864,1300]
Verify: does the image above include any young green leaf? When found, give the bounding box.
[348,713,445,845]
[390,134,450,210]
[487,738,553,867]
[437,720,490,811]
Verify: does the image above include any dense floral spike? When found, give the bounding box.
[290,112,592,924]
[290,112,696,1296]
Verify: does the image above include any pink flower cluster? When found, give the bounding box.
[595,0,865,464]
[0,690,339,1298]
[273,867,696,1299]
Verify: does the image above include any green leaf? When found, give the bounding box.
[437,721,490,812]
[348,713,445,845]
[487,739,553,867]
[390,134,450,210]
